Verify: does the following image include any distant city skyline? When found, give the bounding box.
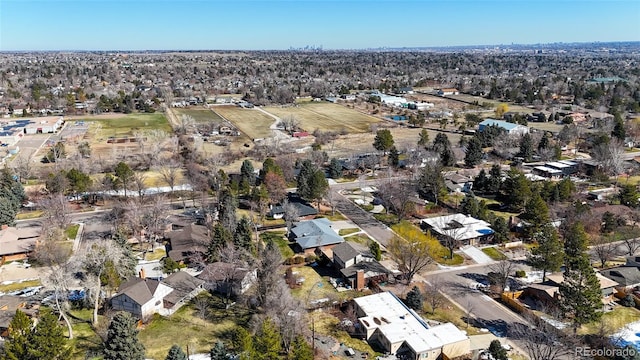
[1,0,639,51]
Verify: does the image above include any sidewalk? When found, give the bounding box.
[460,246,494,264]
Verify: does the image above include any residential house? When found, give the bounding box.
[600,267,640,289]
[443,172,473,193]
[267,194,318,220]
[332,241,390,289]
[111,271,205,320]
[479,119,529,135]
[165,223,210,264]
[0,295,36,337]
[420,214,494,247]
[0,225,40,262]
[532,165,563,180]
[546,272,619,304]
[197,262,256,297]
[354,292,470,360]
[289,218,344,254]
[437,88,460,96]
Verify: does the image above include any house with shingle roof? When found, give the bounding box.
[479,118,529,135]
[289,218,344,254]
[110,271,204,320]
[165,223,209,264]
[0,225,40,262]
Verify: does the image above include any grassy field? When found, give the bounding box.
[260,231,294,258]
[213,106,274,139]
[65,223,80,239]
[84,113,172,138]
[481,247,508,261]
[0,279,41,293]
[579,306,640,335]
[174,108,224,123]
[264,102,381,134]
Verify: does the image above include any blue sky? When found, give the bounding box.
[1,0,638,51]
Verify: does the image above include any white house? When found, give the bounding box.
[354,292,470,360]
[23,116,64,134]
[479,119,529,136]
[421,214,494,246]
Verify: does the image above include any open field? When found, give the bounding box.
[264,102,381,134]
[213,106,274,139]
[83,113,172,138]
[174,107,224,123]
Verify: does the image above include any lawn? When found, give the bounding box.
[344,234,372,245]
[391,221,464,265]
[15,210,44,220]
[338,228,360,236]
[141,248,166,261]
[579,306,640,335]
[174,108,224,123]
[481,247,508,261]
[319,212,347,221]
[65,223,80,240]
[264,102,381,134]
[84,113,172,138]
[212,106,275,139]
[260,231,294,258]
[422,297,483,336]
[0,279,41,293]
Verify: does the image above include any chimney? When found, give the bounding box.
[139,268,146,279]
[1,224,8,230]
[356,270,365,291]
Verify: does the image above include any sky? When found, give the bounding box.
[0,0,639,51]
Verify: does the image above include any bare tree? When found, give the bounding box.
[623,237,640,257]
[11,151,34,183]
[39,194,71,229]
[157,159,181,194]
[488,260,516,294]
[282,199,300,237]
[591,236,620,268]
[281,115,300,134]
[593,139,625,179]
[423,278,446,314]
[79,241,127,326]
[440,226,466,260]
[33,226,76,338]
[388,235,434,284]
[509,314,576,360]
[132,171,148,203]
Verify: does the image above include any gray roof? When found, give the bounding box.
[332,242,360,262]
[162,271,204,306]
[340,260,391,279]
[291,218,344,250]
[166,223,209,262]
[600,267,640,287]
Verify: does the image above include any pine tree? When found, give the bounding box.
[289,335,313,360]
[559,222,603,333]
[473,169,488,193]
[501,168,531,212]
[528,224,563,282]
[103,312,145,360]
[369,240,382,261]
[2,310,33,360]
[233,327,255,360]
[612,114,626,141]
[488,340,508,360]
[165,344,188,360]
[405,286,423,311]
[460,192,480,218]
[488,164,503,194]
[208,223,233,262]
[417,129,430,149]
[254,318,282,360]
[234,216,254,253]
[388,146,400,167]
[440,145,456,167]
[517,133,534,162]
[210,341,228,360]
[240,160,255,186]
[464,136,483,167]
[218,188,238,230]
[295,160,315,200]
[328,158,342,179]
[521,192,550,238]
[28,308,72,360]
[373,129,394,155]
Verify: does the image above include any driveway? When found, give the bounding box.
[460,246,494,265]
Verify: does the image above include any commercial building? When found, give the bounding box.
[479,119,529,136]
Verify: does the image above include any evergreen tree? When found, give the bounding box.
[233,327,255,360]
[289,335,313,360]
[501,168,531,212]
[240,160,255,186]
[295,160,315,200]
[417,129,430,149]
[389,146,400,167]
[234,216,254,253]
[165,345,187,360]
[464,136,483,167]
[369,240,382,261]
[210,341,228,360]
[488,340,508,360]
[0,197,17,226]
[373,129,394,155]
[208,223,233,262]
[528,224,563,282]
[418,163,446,205]
[328,158,342,179]
[2,310,33,360]
[254,318,282,360]
[0,167,25,213]
[491,216,510,243]
[405,286,423,311]
[612,114,626,141]
[114,161,134,197]
[473,169,488,193]
[259,158,283,183]
[306,170,328,207]
[537,134,550,151]
[460,192,480,218]
[620,184,640,208]
[517,133,534,162]
[218,188,238,229]
[28,308,72,360]
[103,312,145,360]
[440,145,456,167]
[521,192,550,237]
[560,222,603,333]
[488,164,503,194]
